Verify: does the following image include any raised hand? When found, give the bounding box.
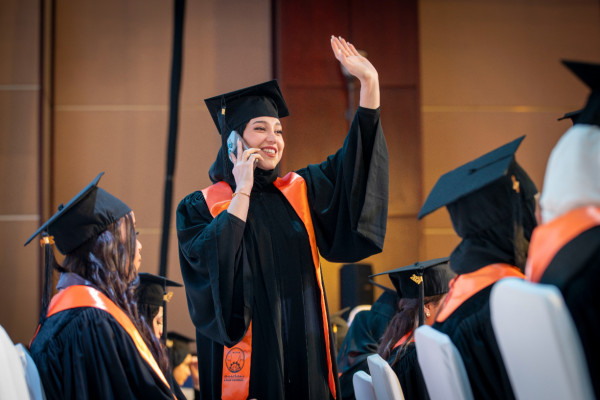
[330,35,380,109]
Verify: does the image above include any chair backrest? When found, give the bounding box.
[490,278,595,400]
[0,325,31,399]
[15,343,47,400]
[348,304,371,326]
[353,370,376,400]
[367,354,405,400]
[414,325,474,400]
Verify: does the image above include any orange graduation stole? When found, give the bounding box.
[34,285,173,395]
[526,206,600,283]
[435,264,525,323]
[202,172,337,400]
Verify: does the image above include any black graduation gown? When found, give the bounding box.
[539,226,600,399]
[337,291,397,399]
[432,286,515,400]
[177,107,388,400]
[30,307,174,400]
[388,344,429,400]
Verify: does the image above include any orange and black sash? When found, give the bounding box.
[436,264,524,323]
[32,285,173,396]
[526,206,600,283]
[202,172,337,400]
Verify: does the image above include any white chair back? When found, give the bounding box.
[353,370,376,400]
[348,304,371,326]
[0,325,31,399]
[414,325,474,400]
[367,354,405,400]
[490,278,595,400]
[15,343,47,400]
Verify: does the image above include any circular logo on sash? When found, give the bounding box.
[225,347,245,373]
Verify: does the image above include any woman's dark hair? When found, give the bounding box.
[61,212,169,373]
[378,294,446,365]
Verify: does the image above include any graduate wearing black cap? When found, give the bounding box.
[176,36,388,400]
[136,272,183,339]
[419,137,538,400]
[526,60,600,398]
[375,258,453,400]
[337,284,398,399]
[25,173,175,399]
[136,274,196,400]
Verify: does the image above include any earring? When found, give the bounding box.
[425,310,431,317]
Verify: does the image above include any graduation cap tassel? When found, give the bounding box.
[511,175,528,272]
[40,233,55,324]
[418,274,425,327]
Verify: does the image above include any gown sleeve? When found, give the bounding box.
[297,106,389,262]
[176,191,251,346]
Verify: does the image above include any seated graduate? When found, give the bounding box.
[526,60,600,398]
[374,258,454,400]
[166,332,200,399]
[135,272,190,400]
[337,285,397,400]
[25,173,175,399]
[418,137,538,400]
[136,272,183,340]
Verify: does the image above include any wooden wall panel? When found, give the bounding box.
[0,0,41,344]
[419,0,600,261]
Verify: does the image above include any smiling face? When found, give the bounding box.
[242,116,285,170]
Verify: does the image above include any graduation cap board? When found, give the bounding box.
[204,80,289,136]
[24,172,131,255]
[562,60,600,126]
[418,136,525,219]
[557,109,583,124]
[371,257,454,326]
[136,272,182,307]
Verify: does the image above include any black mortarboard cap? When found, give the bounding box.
[166,331,194,368]
[371,257,454,326]
[418,136,525,219]
[24,172,131,254]
[562,60,600,126]
[204,80,289,135]
[136,272,182,308]
[557,109,583,124]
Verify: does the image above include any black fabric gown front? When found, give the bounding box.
[539,225,600,399]
[432,285,515,400]
[337,290,397,400]
[388,344,429,400]
[177,107,388,400]
[30,307,175,400]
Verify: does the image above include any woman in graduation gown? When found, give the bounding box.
[176,36,388,400]
[26,173,175,399]
[418,137,538,400]
[375,259,454,400]
[526,59,600,399]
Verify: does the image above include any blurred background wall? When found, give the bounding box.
[0,0,598,345]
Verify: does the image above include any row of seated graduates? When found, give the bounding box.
[336,59,600,400]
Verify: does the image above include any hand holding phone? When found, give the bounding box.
[227,130,258,167]
[227,130,249,156]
